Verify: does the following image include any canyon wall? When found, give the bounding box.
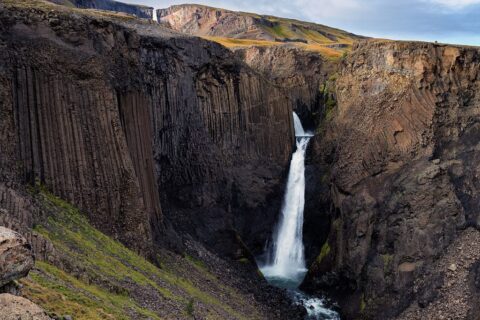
[234,45,335,128]
[0,1,294,259]
[303,40,480,319]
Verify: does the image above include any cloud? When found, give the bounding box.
[425,0,480,9]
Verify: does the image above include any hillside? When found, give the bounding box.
[47,0,154,19]
[157,4,366,58]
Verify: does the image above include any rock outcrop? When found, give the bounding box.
[0,227,34,289]
[47,0,154,19]
[0,294,52,320]
[302,40,480,319]
[0,227,47,319]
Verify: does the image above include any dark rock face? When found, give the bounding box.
[234,46,334,129]
[0,1,294,261]
[302,40,480,319]
[47,0,154,19]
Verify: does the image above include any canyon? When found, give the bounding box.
[1,1,480,320]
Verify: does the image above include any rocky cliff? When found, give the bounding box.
[0,0,294,256]
[302,40,480,319]
[0,0,300,318]
[47,0,154,19]
[234,45,335,127]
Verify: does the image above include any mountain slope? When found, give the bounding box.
[157,4,365,57]
[47,0,154,19]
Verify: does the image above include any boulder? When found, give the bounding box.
[0,227,34,288]
[0,293,52,320]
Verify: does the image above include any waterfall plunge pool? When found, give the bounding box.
[258,113,340,320]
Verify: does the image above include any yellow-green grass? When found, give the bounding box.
[22,262,160,320]
[202,36,281,48]
[203,36,347,59]
[21,185,255,319]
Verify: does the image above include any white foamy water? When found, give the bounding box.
[260,112,339,320]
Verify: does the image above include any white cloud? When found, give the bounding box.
[426,0,480,8]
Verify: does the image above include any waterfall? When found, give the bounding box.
[261,112,312,284]
[260,112,339,320]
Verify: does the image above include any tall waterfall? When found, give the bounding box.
[260,113,339,320]
[261,112,312,284]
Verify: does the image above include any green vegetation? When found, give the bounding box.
[360,294,366,313]
[23,262,158,320]
[185,254,208,272]
[316,78,338,133]
[186,299,195,317]
[203,36,345,59]
[332,219,342,232]
[202,10,359,59]
[381,254,394,273]
[237,258,250,264]
[21,185,257,319]
[316,241,331,265]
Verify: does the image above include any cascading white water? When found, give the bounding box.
[260,113,339,320]
[261,112,312,283]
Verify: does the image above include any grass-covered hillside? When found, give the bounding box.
[20,186,267,320]
[158,4,366,59]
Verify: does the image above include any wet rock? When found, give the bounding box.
[0,293,52,320]
[0,227,34,288]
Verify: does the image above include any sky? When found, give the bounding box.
[126,0,480,45]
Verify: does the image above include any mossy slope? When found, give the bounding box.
[21,187,263,319]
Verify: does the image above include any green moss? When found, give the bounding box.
[263,23,291,39]
[332,219,342,232]
[237,258,250,264]
[316,241,331,265]
[316,78,338,134]
[381,254,394,273]
[22,262,159,320]
[185,254,208,272]
[328,73,338,82]
[360,294,366,313]
[186,299,195,317]
[24,186,254,320]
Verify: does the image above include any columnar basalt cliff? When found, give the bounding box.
[302,40,480,319]
[3,1,480,320]
[234,45,334,126]
[0,1,301,318]
[0,1,294,261]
